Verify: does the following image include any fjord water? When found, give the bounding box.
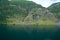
[0,24,60,40]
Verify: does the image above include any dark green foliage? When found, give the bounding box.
[7,6,27,17]
[0,0,9,24]
[7,1,42,20]
[48,2,60,13]
[10,1,42,15]
[12,0,27,1]
[0,0,42,24]
[48,2,60,19]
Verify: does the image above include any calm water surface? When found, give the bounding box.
[0,24,60,40]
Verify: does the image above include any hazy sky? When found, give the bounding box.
[29,0,60,8]
[8,0,60,8]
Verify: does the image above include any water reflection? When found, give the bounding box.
[0,24,60,40]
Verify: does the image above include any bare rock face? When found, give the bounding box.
[24,8,57,22]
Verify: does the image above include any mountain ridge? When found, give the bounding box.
[48,2,60,20]
[1,0,60,25]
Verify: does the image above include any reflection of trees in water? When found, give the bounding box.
[0,25,60,40]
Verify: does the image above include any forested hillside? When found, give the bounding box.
[0,0,60,25]
[0,0,43,24]
[48,2,60,20]
[0,0,9,24]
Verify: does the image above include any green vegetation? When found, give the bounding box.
[0,0,9,24]
[48,2,60,20]
[1,1,60,40]
[0,0,60,25]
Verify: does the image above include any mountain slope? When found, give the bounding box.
[24,8,57,25]
[25,8,56,21]
[48,2,60,20]
[6,1,43,24]
[1,1,59,25]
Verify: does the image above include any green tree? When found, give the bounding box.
[0,0,9,24]
[48,2,60,20]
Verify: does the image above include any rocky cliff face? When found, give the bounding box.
[24,8,57,22]
[6,1,43,24]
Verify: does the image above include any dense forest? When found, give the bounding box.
[0,0,60,25]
